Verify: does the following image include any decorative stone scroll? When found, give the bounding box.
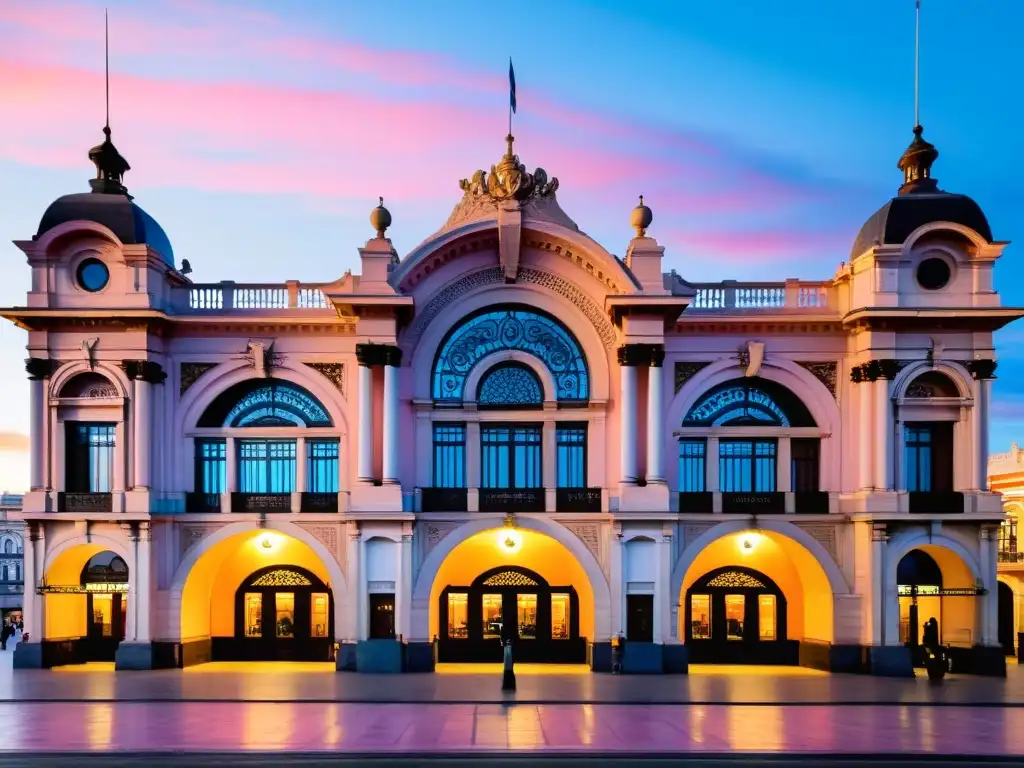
[797,361,838,399]
[304,363,345,396]
[675,362,711,394]
[180,363,217,398]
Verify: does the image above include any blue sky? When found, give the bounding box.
[0,0,1020,490]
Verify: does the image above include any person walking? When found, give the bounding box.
[0,621,11,651]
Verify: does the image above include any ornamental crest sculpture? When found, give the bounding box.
[458,135,559,203]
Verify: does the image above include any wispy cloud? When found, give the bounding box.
[0,432,28,452]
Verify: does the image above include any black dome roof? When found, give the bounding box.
[851,193,992,260]
[36,192,175,268]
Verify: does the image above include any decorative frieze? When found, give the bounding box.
[299,524,343,567]
[795,523,839,562]
[304,363,345,395]
[674,362,711,393]
[565,523,602,573]
[180,363,217,397]
[796,361,838,398]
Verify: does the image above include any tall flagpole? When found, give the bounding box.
[914,0,921,128]
[105,7,110,130]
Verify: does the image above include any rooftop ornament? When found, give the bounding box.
[458,134,559,203]
[370,196,392,238]
[631,194,653,237]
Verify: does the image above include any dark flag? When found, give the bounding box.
[509,58,517,114]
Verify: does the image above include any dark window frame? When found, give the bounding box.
[481,424,543,489]
[678,439,707,492]
[65,422,116,493]
[719,439,777,493]
[556,423,587,488]
[433,423,467,488]
[237,439,297,494]
[790,438,820,493]
[306,439,340,493]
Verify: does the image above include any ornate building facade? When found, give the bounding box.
[2,117,1017,675]
[0,494,24,624]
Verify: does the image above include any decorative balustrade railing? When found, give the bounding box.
[688,281,833,312]
[185,281,330,312]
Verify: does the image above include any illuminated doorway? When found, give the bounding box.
[80,552,129,662]
[684,565,794,664]
[438,565,583,663]
[217,565,334,662]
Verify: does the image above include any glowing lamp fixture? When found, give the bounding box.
[738,532,761,554]
[257,532,283,553]
[497,527,523,554]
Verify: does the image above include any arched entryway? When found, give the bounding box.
[685,565,792,664]
[80,552,129,661]
[221,564,333,661]
[998,581,1016,656]
[438,564,582,663]
[896,549,943,658]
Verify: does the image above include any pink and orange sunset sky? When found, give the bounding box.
[0,0,1020,492]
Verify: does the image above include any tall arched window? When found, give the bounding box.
[191,378,339,512]
[902,371,958,496]
[2,540,11,555]
[432,306,589,403]
[678,377,820,513]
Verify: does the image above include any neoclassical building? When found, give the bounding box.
[2,117,1017,676]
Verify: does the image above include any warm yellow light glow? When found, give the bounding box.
[738,532,761,554]
[256,532,284,553]
[496,527,523,554]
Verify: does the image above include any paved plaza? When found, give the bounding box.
[0,649,1020,761]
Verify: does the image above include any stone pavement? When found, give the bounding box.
[0,700,1021,757]
[0,656,1022,706]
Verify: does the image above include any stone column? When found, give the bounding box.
[466,422,481,511]
[345,525,361,644]
[23,524,41,642]
[854,367,874,489]
[357,362,374,483]
[224,437,237,513]
[132,377,151,490]
[980,525,998,645]
[874,377,893,490]
[25,359,52,491]
[33,527,45,641]
[617,345,643,485]
[777,437,792,492]
[706,437,720,491]
[113,420,127,493]
[396,533,413,641]
[542,421,556,511]
[126,525,139,641]
[646,346,666,484]
[358,535,368,640]
[382,347,402,485]
[609,530,624,636]
[136,523,152,642]
[656,533,673,643]
[967,363,997,489]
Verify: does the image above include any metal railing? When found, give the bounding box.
[688,280,833,312]
[185,281,330,312]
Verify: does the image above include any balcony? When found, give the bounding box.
[794,491,830,514]
[678,492,714,514]
[999,551,1024,564]
[479,488,545,513]
[57,492,112,513]
[231,493,291,513]
[183,281,331,313]
[687,280,835,314]
[421,487,469,513]
[722,492,786,514]
[300,493,338,513]
[185,492,221,513]
[908,491,965,514]
[555,488,602,512]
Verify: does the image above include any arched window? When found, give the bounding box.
[678,378,820,508]
[198,379,332,428]
[2,540,11,555]
[432,306,588,402]
[683,378,815,428]
[59,372,119,399]
[905,371,960,399]
[901,371,960,497]
[477,363,543,407]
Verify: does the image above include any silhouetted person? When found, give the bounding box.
[923,617,939,652]
[0,622,11,651]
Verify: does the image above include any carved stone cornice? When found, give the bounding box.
[617,343,663,368]
[356,344,401,368]
[967,359,998,380]
[25,358,58,380]
[123,360,167,384]
[180,362,216,397]
[674,361,711,393]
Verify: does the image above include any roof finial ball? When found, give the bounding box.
[631,194,653,237]
[370,196,392,239]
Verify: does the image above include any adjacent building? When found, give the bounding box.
[0,494,25,625]
[2,111,1017,675]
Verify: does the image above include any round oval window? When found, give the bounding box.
[76,258,110,292]
[916,257,951,291]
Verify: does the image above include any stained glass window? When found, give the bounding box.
[200,379,332,428]
[477,364,543,406]
[683,378,814,428]
[433,307,589,402]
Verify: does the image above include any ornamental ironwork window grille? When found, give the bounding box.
[706,571,766,588]
[217,381,332,428]
[903,422,953,493]
[433,307,589,402]
[683,377,815,428]
[238,439,296,493]
[791,438,820,493]
[719,440,776,493]
[65,422,116,493]
[477,363,543,407]
[195,439,227,494]
[483,570,539,587]
[556,424,587,487]
[251,569,313,587]
[678,439,706,492]
[307,440,339,493]
[481,425,542,489]
[433,424,466,488]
